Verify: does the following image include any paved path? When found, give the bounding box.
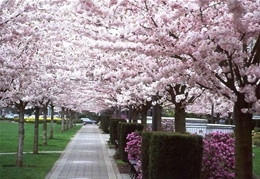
[45,125,131,179]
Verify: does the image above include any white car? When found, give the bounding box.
[81,118,97,125]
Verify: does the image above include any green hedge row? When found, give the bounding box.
[109,118,126,145]
[119,123,144,162]
[141,132,203,179]
[0,117,15,121]
[100,115,111,133]
[141,131,154,179]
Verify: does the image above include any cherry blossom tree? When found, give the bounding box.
[0,0,87,166]
[78,0,260,178]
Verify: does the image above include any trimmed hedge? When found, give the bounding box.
[109,118,126,145]
[0,117,14,121]
[100,115,111,133]
[119,123,144,162]
[141,131,154,179]
[149,133,203,179]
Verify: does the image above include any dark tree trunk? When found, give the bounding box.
[210,103,214,124]
[15,101,26,167]
[66,109,69,130]
[141,101,152,130]
[152,103,162,131]
[227,112,232,125]
[174,103,186,133]
[49,104,54,139]
[74,112,79,126]
[61,107,65,133]
[234,95,253,179]
[128,105,133,123]
[42,105,48,145]
[69,110,73,129]
[215,113,220,124]
[33,106,40,154]
[132,108,139,123]
[115,106,122,118]
[141,110,147,130]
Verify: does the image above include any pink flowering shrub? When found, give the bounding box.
[126,129,235,179]
[201,132,235,179]
[125,131,142,178]
[136,160,142,179]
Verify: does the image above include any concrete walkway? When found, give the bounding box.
[45,125,131,179]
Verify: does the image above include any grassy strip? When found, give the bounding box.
[0,121,81,179]
[253,147,260,177]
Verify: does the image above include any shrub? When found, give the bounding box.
[141,131,154,179]
[119,123,143,162]
[109,118,126,145]
[125,131,142,179]
[149,132,203,179]
[100,115,111,133]
[201,132,235,179]
[252,132,260,147]
[125,131,142,161]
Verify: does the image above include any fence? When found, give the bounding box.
[186,124,235,137]
[145,117,235,136]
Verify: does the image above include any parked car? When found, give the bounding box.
[5,114,14,118]
[81,118,97,125]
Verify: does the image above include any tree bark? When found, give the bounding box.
[152,103,162,131]
[42,105,48,145]
[174,103,186,133]
[74,112,79,126]
[210,103,214,124]
[33,106,40,154]
[15,100,26,167]
[132,108,139,123]
[141,101,152,131]
[61,107,65,132]
[141,110,147,130]
[66,109,69,130]
[49,104,54,139]
[128,105,133,123]
[234,95,253,179]
[69,110,73,129]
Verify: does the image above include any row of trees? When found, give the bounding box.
[1,0,260,178]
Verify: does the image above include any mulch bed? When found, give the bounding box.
[116,162,131,173]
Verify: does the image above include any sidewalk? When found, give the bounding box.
[45,125,131,179]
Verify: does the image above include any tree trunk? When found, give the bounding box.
[66,109,69,130]
[49,104,54,139]
[141,110,147,130]
[132,108,138,123]
[74,112,79,126]
[174,103,186,133]
[69,110,73,129]
[234,96,253,179]
[141,101,152,131]
[33,106,40,154]
[215,113,220,124]
[210,103,214,124]
[42,105,48,145]
[227,112,232,125]
[152,103,162,131]
[61,107,65,132]
[15,101,26,167]
[128,105,133,123]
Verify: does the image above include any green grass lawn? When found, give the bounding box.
[253,147,260,177]
[0,121,81,179]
